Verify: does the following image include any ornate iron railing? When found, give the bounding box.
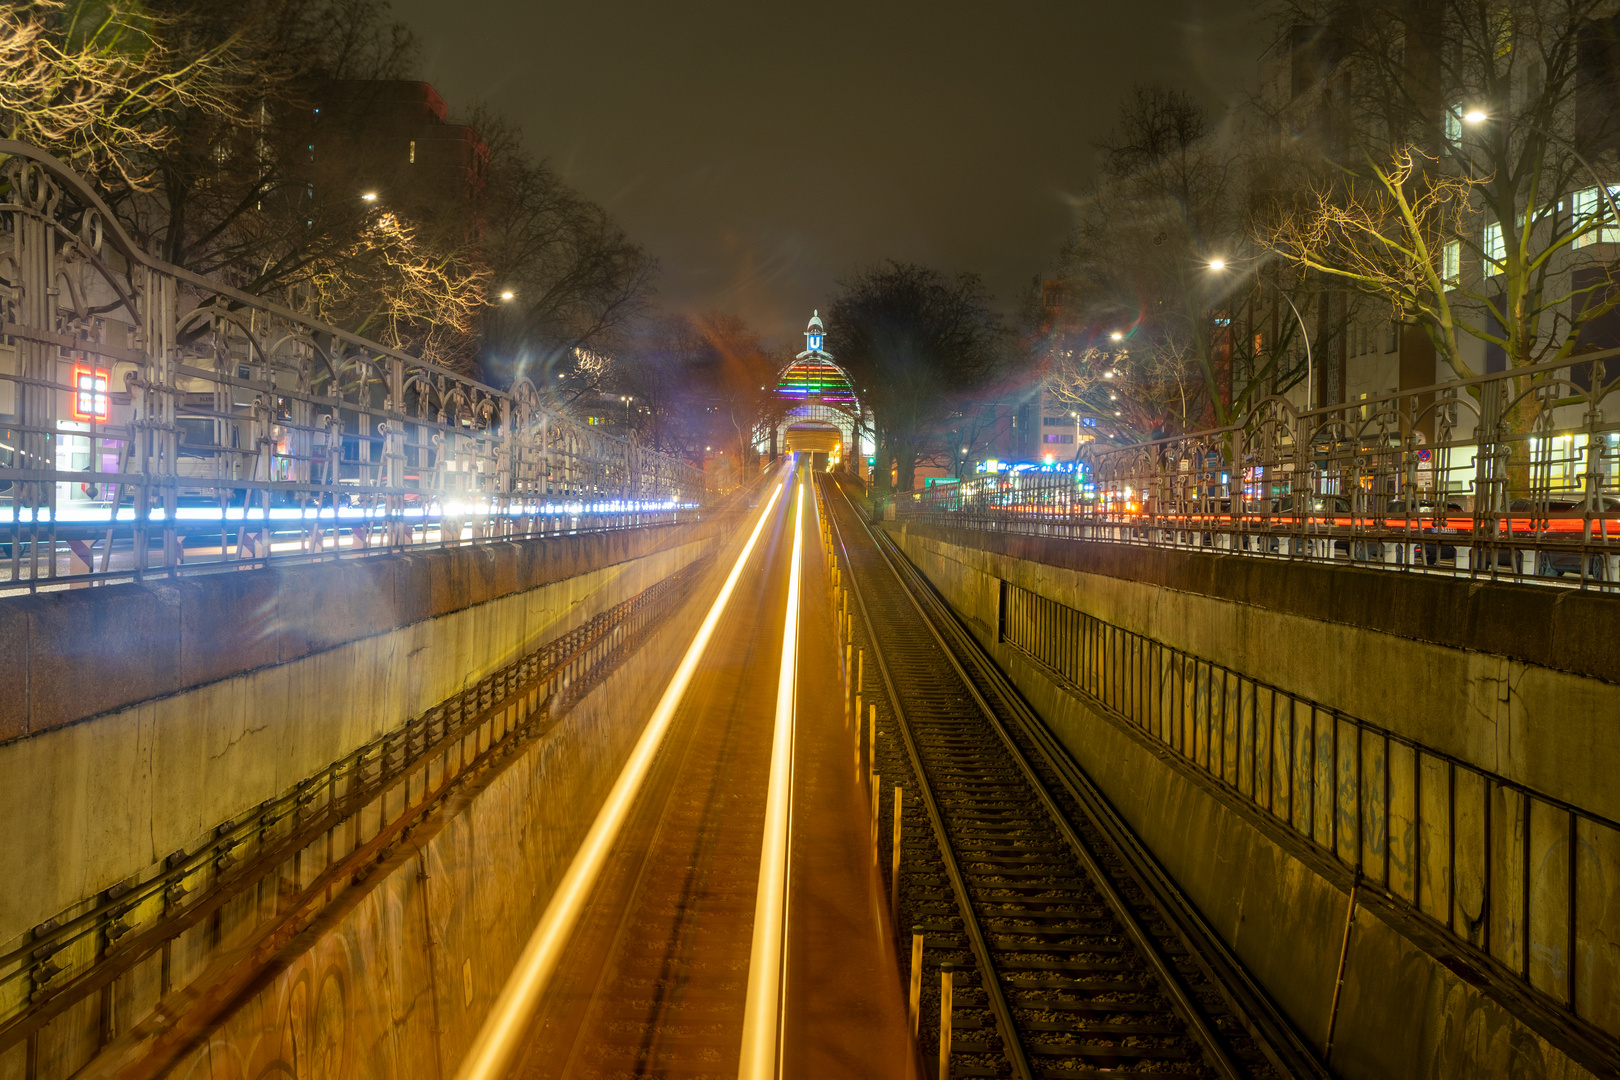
[0,141,705,592]
[895,350,1620,588]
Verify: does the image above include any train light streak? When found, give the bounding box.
[452,477,787,1080]
[737,476,806,1080]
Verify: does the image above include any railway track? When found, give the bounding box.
[821,476,1327,1080]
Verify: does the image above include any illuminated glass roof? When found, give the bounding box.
[774,357,857,404]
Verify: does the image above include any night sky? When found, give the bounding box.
[391,0,1268,346]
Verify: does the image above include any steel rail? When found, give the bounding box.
[855,495,1331,1080]
[827,484,1035,1080]
[844,495,1247,1080]
[826,476,1328,1080]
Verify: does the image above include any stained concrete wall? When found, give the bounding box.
[0,560,710,1080]
[887,525,1620,827]
[0,525,716,948]
[885,522,1619,1080]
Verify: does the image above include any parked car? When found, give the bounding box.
[1387,496,1472,563]
[1506,497,1620,578]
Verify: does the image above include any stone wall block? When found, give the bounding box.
[22,582,182,734]
[465,546,498,607]
[175,573,280,688]
[489,543,520,598]
[1550,591,1615,684]
[0,602,28,741]
[392,553,435,626]
[427,546,471,618]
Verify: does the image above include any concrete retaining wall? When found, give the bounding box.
[0,565,709,1080]
[885,522,1618,1080]
[887,525,1619,827]
[0,525,716,947]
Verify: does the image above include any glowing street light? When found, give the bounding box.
[361,192,378,202]
[500,289,515,301]
[1209,258,1314,411]
[1109,331,1124,342]
[1463,109,1620,252]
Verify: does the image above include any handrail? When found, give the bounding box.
[0,140,707,591]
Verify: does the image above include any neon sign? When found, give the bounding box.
[70,364,110,422]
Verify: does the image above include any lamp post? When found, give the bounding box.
[1462,110,1620,253]
[1279,290,1314,412]
[1208,261,1314,413]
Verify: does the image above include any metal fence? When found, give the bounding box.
[897,350,1620,589]
[999,580,1620,1048]
[0,140,705,593]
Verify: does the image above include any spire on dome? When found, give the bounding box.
[805,310,825,353]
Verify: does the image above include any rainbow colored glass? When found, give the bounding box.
[775,358,856,402]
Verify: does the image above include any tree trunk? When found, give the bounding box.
[896,442,918,493]
[873,425,892,494]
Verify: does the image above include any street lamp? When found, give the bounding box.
[621,395,633,426]
[500,289,515,301]
[1462,111,1620,250]
[361,192,378,202]
[1109,331,1124,342]
[1209,259,1315,413]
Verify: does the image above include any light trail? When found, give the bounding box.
[737,473,807,1080]
[452,476,787,1080]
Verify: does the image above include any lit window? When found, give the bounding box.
[1571,186,1620,247]
[1441,239,1461,285]
[1445,104,1463,143]
[71,364,110,422]
[1483,222,1504,275]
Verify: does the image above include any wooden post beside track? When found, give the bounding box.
[891,785,903,922]
[870,774,882,853]
[868,705,877,778]
[908,926,924,1036]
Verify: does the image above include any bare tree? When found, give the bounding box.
[475,109,656,387]
[1044,83,1319,434]
[0,0,249,189]
[1265,0,1620,378]
[1261,146,1480,375]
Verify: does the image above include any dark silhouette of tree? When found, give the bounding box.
[475,109,655,387]
[827,262,1007,493]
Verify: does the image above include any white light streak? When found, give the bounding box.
[452,476,787,1080]
[738,474,805,1079]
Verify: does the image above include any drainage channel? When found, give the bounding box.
[823,476,1327,1080]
